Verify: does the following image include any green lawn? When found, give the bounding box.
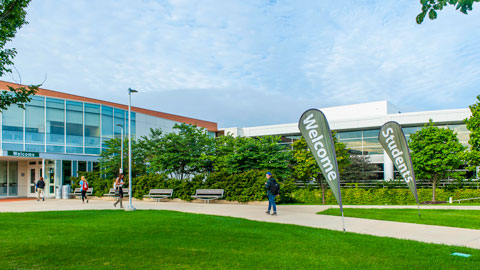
[319,208,480,230]
[1,210,479,269]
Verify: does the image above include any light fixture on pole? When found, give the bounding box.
[126,88,138,211]
[116,124,124,174]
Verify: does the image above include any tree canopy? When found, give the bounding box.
[0,0,38,111]
[417,0,479,24]
[464,95,480,175]
[408,120,465,201]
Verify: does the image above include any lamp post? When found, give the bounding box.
[126,88,138,211]
[116,124,124,174]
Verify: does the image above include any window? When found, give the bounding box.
[46,98,65,144]
[25,96,45,144]
[102,106,113,145]
[114,108,125,139]
[9,161,18,196]
[85,103,100,147]
[2,103,24,143]
[62,161,72,185]
[66,101,83,147]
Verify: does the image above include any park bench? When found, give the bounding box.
[144,189,174,202]
[73,188,94,198]
[191,189,224,204]
[104,188,130,197]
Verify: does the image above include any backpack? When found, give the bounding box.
[270,181,280,195]
[82,181,88,191]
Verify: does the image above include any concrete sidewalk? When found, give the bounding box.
[2,198,480,250]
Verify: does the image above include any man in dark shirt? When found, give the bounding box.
[264,172,277,216]
[36,177,45,201]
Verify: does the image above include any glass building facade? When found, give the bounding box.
[2,96,136,154]
[0,96,139,198]
[0,84,217,198]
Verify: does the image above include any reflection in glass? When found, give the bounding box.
[2,104,23,143]
[62,160,72,185]
[338,131,362,139]
[25,96,45,144]
[363,129,379,138]
[85,103,100,147]
[46,98,65,144]
[0,161,6,196]
[9,161,18,196]
[66,101,83,146]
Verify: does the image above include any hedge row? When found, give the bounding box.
[71,171,480,204]
[71,170,297,203]
[292,188,480,205]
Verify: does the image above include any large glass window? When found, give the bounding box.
[0,161,6,196]
[62,160,72,185]
[2,102,24,144]
[46,98,65,145]
[85,103,100,147]
[9,161,18,196]
[114,108,125,139]
[25,96,45,145]
[66,101,83,147]
[102,106,113,147]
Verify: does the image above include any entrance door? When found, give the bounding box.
[28,167,37,197]
[27,163,43,198]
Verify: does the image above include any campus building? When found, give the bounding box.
[0,81,217,198]
[221,101,471,181]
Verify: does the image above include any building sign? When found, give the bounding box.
[7,151,40,158]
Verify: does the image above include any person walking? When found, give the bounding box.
[113,174,124,208]
[265,172,277,216]
[79,176,89,204]
[36,177,46,202]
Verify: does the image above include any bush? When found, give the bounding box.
[70,171,113,197]
[292,188,480,205]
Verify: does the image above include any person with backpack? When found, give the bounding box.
[36,177,45,202]
[113,174,124,208]
[79,176,89,204]
[264,172,279,216]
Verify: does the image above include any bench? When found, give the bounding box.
[73,188,94,198]
[104,188,130,197]
[143,189,174,202]
[191,189,224,204]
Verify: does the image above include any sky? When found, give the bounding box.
[2,0,480,128]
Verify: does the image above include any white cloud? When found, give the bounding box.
[2,0,480,128]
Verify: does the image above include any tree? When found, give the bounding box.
[151,123,215,180]
[417,0,479,24]
[214,135,292,180]
[464,95,480,176]
[98,137,146,180]
[409,120,465,201]
[1,0,38,110]
[341,154,381,182]
[292,135,350,204]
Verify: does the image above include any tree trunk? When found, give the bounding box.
[432,176,437,202]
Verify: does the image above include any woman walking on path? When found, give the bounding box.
[79,176,89,204]
[113,174,124,208]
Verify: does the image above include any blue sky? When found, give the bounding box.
[2,0,480,128]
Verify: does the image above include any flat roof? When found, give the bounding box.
[0,80,217,131]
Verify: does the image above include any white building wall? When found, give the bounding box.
[220,101,472,182]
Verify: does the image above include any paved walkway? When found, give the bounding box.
[2,198,480,250]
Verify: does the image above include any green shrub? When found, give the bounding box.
[292,188,480,205]
[70,171,113,197]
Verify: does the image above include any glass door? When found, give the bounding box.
[28,167,36,197]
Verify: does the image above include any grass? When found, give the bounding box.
[0,210,479,269]
[319,208,480,230]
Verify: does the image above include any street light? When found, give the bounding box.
[116,124,124,174]
[126,88,138,211]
